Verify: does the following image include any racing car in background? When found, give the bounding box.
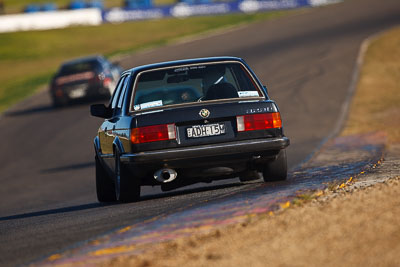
[50,55,122,107]
[91,57,290,202]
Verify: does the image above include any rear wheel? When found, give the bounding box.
[239,170,260,182]
[52,96,68,108]
[115,150,141,202]
[262,149,287,182]
[95,155,117,202]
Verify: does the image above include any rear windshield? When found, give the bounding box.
[131,62,263,111]
[59,60,100,76]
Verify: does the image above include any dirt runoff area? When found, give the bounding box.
[105,27,400,267]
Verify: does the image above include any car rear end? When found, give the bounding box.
[50,57,115,106]
[120,58,289,189]
[125,102,287,186]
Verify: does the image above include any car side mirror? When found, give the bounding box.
[90,104,112,119]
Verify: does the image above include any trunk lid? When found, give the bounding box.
[131,100,280,151]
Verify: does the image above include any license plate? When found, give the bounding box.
[69,86,86,99]
[186,123,226,138]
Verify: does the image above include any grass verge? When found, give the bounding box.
[0,10,287,113]
[341,27,400,144]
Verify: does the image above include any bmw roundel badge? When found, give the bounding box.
[199,108,210,118]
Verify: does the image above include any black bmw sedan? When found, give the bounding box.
[91,57,290,202]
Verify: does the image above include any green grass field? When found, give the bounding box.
[0,11,288,112]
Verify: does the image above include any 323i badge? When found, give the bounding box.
[91,56,290,202]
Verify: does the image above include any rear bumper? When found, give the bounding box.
[119,137,289,164]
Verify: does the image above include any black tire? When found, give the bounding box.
[52,96,68,108]
[262,149,287,182]
[239,170,260,182]
[96,155,117,202]
[52,99,61,108]
[115,150,141,202]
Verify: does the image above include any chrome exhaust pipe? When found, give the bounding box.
[154,168,177,183]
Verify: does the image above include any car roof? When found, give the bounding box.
[61,55,106,67]
[123,56,246,76]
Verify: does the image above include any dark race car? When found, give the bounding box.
[50,55,122,107]
[90,57,290,202]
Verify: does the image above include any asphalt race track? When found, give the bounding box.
[1,0,399,265]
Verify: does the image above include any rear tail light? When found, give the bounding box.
[55,87,63,97]
[236,112,282,132]
[103,77,112,87]
[131,123,176,144]
[57,71,95,85]
[90,74,101,84]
